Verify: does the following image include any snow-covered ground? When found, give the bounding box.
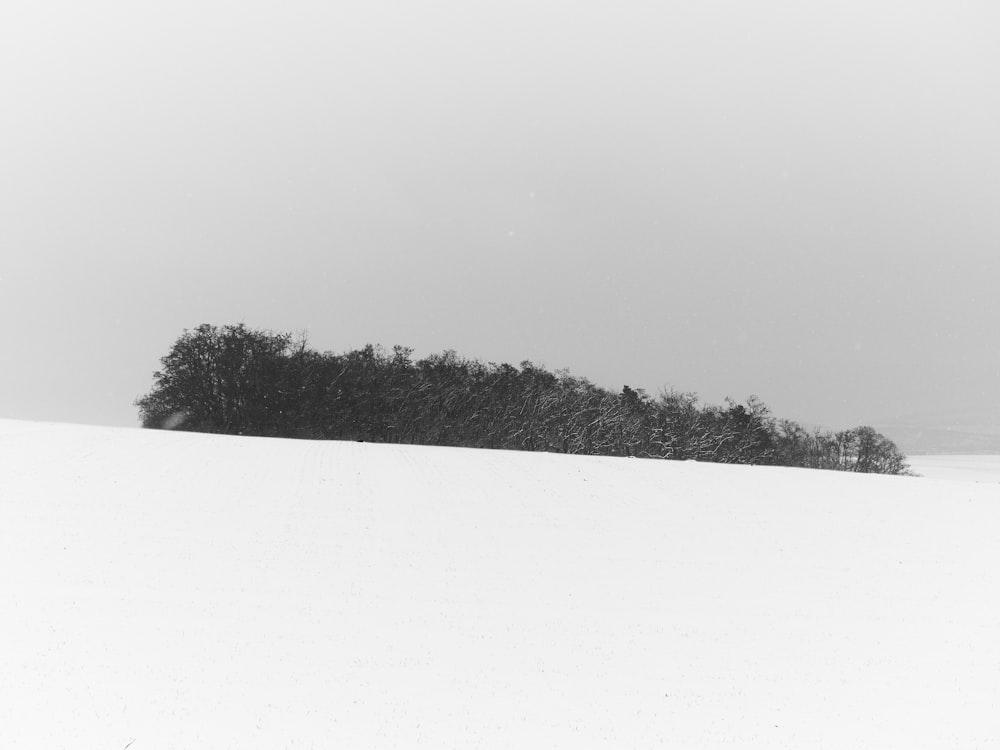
[2,419,999,749]
[908,454,1000,484]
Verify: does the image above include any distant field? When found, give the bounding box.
[2,419,999,749]
[907,454,1000,483]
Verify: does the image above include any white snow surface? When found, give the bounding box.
[908,454,1000,484]
[2,419,999,749]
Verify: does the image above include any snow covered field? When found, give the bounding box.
[908,454,1000,484]
[2,419,999,749]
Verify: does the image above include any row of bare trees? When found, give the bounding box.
[136,324,911,474]
[772,420,911,474]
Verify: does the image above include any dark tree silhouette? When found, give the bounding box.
[136,324,297,434]
[137,323,912,475]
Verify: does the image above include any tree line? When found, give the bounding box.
[135,324,911,475]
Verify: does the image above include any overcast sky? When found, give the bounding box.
[2,0,998,434]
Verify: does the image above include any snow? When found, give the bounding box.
[2,418,999,749]
[907,454,1000,484]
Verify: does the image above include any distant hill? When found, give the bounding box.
[906,454,1000,483]
[874,407,1000,454]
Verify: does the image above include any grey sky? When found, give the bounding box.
[2,0,998,439]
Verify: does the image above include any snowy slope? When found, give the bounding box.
[908,454,1000,484]
[2,419,999,749]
